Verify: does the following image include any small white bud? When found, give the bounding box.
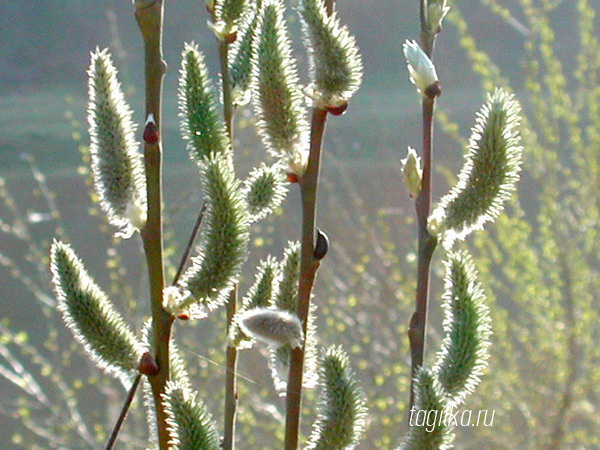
[286,148,309,178]
[163,286,184,315]
[401,147,423,198]
[403,40,440,96]
[427,209,445,237]
[426,0,450,34]
[238,308,304,348]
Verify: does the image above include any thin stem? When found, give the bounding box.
[284,107,328,450]
[218,38,239,450]
[408,95,438,410]
[406,7,439,411]
[173,202,207,285]
[104,374,142,450]
[134,2,173,449]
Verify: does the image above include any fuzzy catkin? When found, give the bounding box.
[177,153,249,311]
[299,0,363,108]
[50,241,141,382]
[87,49,147,238]
[251,0,309,162]
[399,368,455,450]
[163,381,220,450]
[237,307,304,348]
[430,88,523,247]
[179,43,230,162]
[244,163,288,222]
[306,346,367,449]
[230,257,280,348]
[433,251,491,404]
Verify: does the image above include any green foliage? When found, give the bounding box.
[177,153,250,312]
[50,240,141,381]
[399,368,454,450]
[306,345,367,450]
[251,0,309,172]
[430,88,523,247]
[87,48,147,238]
[179,43,230,162]
[243,163,288,223]
[299,0,363,108]
[433,251,491,404]
[163,381,220,450]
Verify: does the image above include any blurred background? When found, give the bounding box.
[1,0,598,448]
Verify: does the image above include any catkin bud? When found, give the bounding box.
[402,40,440,98]
[243,164,288,223]
[401,147,423,198]
[425,0,451,34]
[237,307,304,348]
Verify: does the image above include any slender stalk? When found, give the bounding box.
[408,95,437,409]
[134,2,173,448]
[173,203,207,285]
[407,2,439,410]
[284,107,328,450]
[218,38,239,450]
[104,374,142,450]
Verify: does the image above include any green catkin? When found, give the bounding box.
[399,368,455,450]
[177,153,249,312]
[433,251,492,404]
[273,241,301,311]
[229,1,260,104]
[214,0,249,37]
[429,88,523,247]
[299,0,363,108]
[306,346,367,450]
[163,381,220,450]
[87,48,147,238]
[244,163,288,223]
[251,0,309,167]
[179,43,230,162]
[50,241,141,382]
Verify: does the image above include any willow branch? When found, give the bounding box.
[407,7,439,410]
[134,2,173,448]
[218,38,239,450]
[284,107,328,450]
